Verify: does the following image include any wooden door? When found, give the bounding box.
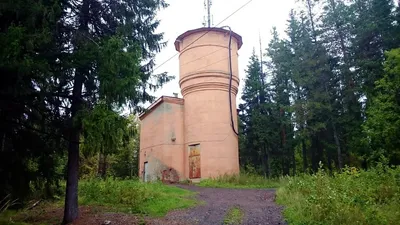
[189,144,201,179]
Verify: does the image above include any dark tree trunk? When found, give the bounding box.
[311,137,317,172]
[266,151,271,178]
[261,149,267,178]
[63,66,85,224]
[63,131,80,224]
[102,154,107,177]
[327,148,333,174]
[63,1,90,223]
[317,134,324,170]
[332,123,342,169]
[292,147,296,176]
[302,138,307,172]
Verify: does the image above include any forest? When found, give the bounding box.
[0,0,399,224]
[239,0,400,176]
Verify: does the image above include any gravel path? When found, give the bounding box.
[148,185,286,225]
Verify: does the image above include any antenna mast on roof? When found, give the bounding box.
[203,0,212,27]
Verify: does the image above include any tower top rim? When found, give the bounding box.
[174,27,243,52]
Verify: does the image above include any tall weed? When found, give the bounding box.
[277,165,400,225]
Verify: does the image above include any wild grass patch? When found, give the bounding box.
[79,178,197,217]
[223,206,244,225]
[276,165,400,225]
[198,172,286,189]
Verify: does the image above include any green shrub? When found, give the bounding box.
[198,172,287,189]
[277,165,400,225]
[79,178,197,216]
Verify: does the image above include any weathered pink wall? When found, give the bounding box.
[139,97,184,181]
[176,28,242,178]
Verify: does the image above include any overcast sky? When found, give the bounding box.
[150,0,298,105]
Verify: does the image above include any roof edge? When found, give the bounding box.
[139,96,184,120]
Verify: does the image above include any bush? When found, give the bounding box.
[276,165,400,225]
[79,178,197,216]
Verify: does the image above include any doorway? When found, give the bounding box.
[144,162,149,182]
[189,144,201,179]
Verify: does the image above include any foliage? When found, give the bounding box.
[109,115,140,178]
[79,178,197,217]
[277,165,400,225]
[364,49,400,165]
[239,0,400,177]
[0,0,66,203]
[79,113,140,179]
[1,0,172,222]
[223,206,244,225]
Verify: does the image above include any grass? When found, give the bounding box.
[223,206,244,225]
[198,172,286,189]
[79,178,197,217]
[276,165,400,225]
[0,211,30,225]
[0,178,198,224]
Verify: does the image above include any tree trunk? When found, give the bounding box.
[292,148,296,176]
[332,123,343,169]
[102,154,107,177]
[311,137,317,172]
[302,138,307,172]
[266,151,271,178]
[63,103,82,224]
[327,148,333,173]
[63,1,89,223]
[261,149,267,178]
[98,153,102,176]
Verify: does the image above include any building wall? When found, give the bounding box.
[176,28,241,179]
[139,98,184,181]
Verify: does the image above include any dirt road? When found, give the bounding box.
[149,185,286,225]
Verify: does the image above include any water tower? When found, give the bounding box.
[174,27,242,179]
[139,1,243,182]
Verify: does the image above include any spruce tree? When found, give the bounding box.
[52,0,172,223]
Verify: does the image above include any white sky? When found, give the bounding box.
[151,0,298,106]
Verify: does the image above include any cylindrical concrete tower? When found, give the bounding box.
[174,27,243,179]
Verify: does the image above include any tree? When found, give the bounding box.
[267,28,295,175]
[0,0,65,201]
[364,48,400,165]
[52,0,173,223]
[239,51,263,171]
[320,0,362,168]
[110,114,140,178]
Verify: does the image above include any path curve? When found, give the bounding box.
[148,185,286,225]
